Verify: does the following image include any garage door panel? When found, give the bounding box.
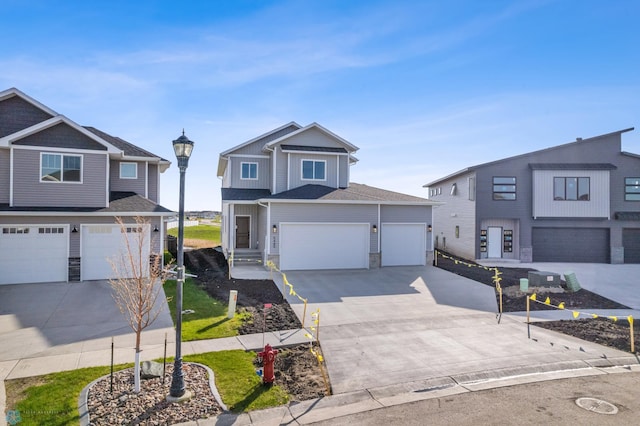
[280,223,369,271]
[622,229,640,264]
[82,225,150,281]
[532,228,609,263]
[0,225,68,285]
[381,223,426,266]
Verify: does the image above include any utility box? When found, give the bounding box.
[519,278,529,292]
[564,272,581,292]
[528,271,561,287]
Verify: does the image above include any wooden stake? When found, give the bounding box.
[302,300,307,328]
[526,296,531,339]
[630,317,635,354]
[434,250,438,266]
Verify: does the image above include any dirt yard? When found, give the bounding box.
[435,250,638,354]
[184,248,329,399]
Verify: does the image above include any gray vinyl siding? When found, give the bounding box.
[274,147,288,193]
[280,127,342,148]
[110,160,146,196]
[532,170,609,218]
[269,203,378,254]
[258,203,268,255]
[232,125,299,156]
[339,155,349,187]
[148,163,158,203]
[227,156,270,189]
[13,149,107,207]
[430,172,477,260]
[288,153,339,189]
[0,95,54,138]
[0,215,163,255]
[234,204,259,249]
[380,205,431,223]
[13,122,107,151]
[0,149,9,203]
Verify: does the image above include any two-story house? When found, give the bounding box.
[424,128,640,264]
[0,88,172,284]
[217,122,439,270]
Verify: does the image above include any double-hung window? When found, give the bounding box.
[492,177,516,200]
[241,162,258,180]
[302,160,325,180]
[41,153,82,182]
[554,177,590,201]
[625,178,640,201]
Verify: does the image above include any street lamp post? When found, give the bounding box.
[169,131,194,400]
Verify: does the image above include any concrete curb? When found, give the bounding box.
[172,356,640,425]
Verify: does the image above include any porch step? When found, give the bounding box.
[232,250,263,265]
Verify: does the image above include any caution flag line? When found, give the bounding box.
[528,293,634,324]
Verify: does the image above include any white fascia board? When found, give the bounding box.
[0,116,123,154]
[257,198,444,206]
[264,122,359,152]
[219,121,302,157]
[217,155,228,178]
[11,144,110,155]
[0,211,173,217]
[0,88,59,116]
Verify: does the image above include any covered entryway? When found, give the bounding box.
[532,227,610,263]
[381,223,426,266]
[235,216,250,249]
[622,228,640,263]
[81,224,150,280]
[0,225,68,284]
[280,223,369,270]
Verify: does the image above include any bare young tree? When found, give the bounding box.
[110,216,169,393]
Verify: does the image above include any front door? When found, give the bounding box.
[235,216,250,248]
[487,227,502,258]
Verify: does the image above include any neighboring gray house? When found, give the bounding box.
[217,122,439,270]
[424,128,640,264]
[0,88,172,284]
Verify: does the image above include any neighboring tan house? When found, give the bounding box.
[424,128,640,264]
[0,88,172,284]
[217,122,439,270]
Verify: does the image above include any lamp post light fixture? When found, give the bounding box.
[168,130,194,401]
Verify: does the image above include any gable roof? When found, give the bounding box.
[424,128,635,187]
[0,87,170,170]
[263,122,359,152]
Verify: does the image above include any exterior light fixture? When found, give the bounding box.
[72,225,78,233]
[272,224,278,233]
[427,224,432,232]
[372,224,377,233]
[153,225,159,232]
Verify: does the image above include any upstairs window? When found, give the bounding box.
[554,177,590,201]
[493,177,516,200]
[41,153,82,182]
[241,162,258,180]
[302,160,326,180]
[120,162,138,179]
[625,178,640,201]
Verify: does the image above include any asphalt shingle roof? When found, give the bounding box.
[84,126,168,161]
[222,188,272,201]
[0,192,173,214]
[265,183,428,202]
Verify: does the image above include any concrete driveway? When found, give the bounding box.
[277,266,637,394]
[0,280,173,375]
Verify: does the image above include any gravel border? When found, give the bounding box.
[78,362,227,426]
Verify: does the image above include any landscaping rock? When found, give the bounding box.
[140,361,164,380]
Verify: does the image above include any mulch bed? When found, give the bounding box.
[435,250,638,354]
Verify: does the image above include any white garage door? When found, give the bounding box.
[280,223,369,271]
[0,225,68,285]
[381,223,426,266]
[82,224,150,281]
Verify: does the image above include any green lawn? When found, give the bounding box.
[185,350,288,412]
[5,364,131,426]
[5,351,288,425]
[164,278,250,341]
[167,224,220,242]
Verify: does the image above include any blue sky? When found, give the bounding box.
[2,0,639,211]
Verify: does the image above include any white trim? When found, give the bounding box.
[228,154,270,159]
[240,162,259,180]
[144,161,148,198]
[156,167,161,204]
[287,153,291,190]
[301,159,327,181]
[337,156,340,187]
[272,148,277,192]
[264,122,359,152]
[39,152,84,184]
[10,144,110,155]
[105,155,110,207]
[119,162,138,179]
[377,204,381,253]
[114,154,166,163]
[0,211,171,217]
[0,88,59,116]
[219,121,302,157]
[257,198,443,206]
[9,147,14,207]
